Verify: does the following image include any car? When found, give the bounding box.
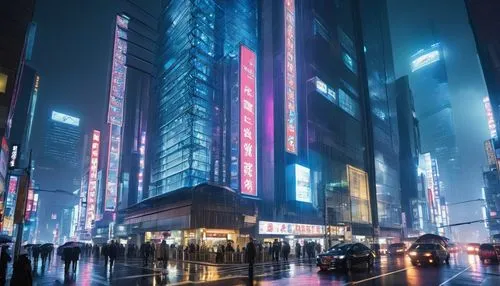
[387,243,406,256]
[466,243,480,255]
[408,243,450,266]
[447,243,458,254]
[317,243,375,272]
[479,243,499,264]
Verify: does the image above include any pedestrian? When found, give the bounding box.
[315,242,321,255]
[71,246,81,272]
[140,243,148,266]
[246,237,256,283]
[63,246,73,274]
[102,243,109,266]
[282,241,290,262]
[109,240,118,270]
[32,246,40,267]
[160,240,169,269]
[10,248,32,286]
[272,239,279,262]
[40,247,48,267]
[0,246,12,286]
[295,242,301,258]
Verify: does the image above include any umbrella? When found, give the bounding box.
[57,242,80,255]
[41,243,54,250]
[0,235,12,244]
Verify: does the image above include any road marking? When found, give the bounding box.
[168,275,248,286]
[347,266,414,285]
[438,265,472,286]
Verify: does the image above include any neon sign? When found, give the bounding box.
[51,111,80,126]
[483,97,497,138]
[239,45,257,196]
[411,50,440,72]
[284,0,297,154]
[105,14,128,212]
[85,130,100,230]
[137,132,146,202]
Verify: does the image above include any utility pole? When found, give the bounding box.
[13,150,32,259]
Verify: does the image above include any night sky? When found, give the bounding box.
[29,0,490,242]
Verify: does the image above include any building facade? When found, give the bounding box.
[409,43,460,200]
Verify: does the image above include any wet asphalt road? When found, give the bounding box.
[7,252,500,285]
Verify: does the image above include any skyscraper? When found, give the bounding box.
[409,43,460,200]
[36,110,82,191]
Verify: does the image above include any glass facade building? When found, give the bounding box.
[151,0,257,196]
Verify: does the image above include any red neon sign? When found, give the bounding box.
[239,45,257,196]
[284,0,297,154]
[86,130,100,230]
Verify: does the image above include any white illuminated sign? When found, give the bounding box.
[483,97,497,138]
[314,77,336,103]
[411,50,440,72]
[295,164,311,203]
[9,144,18,169]
[51,111,80,126]
[259,220,324,236]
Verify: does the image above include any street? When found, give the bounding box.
[8,252,500,285]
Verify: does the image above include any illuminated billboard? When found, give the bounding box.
[85,130,100,230]
[137,132,146,202]
[295,164,311,203]
[315,77,337,104]
[484,139,497,168]
[51,111,80,126]
[284,0,297,154]
[483,97,497,138]
[105,14,129,212]
[411,50,440,72]
[347,165,371,224]
[239,45,257,196]
[259,220,324,236]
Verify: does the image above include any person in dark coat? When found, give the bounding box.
[11,249,32,286]
[32,246,40,267]
[109,241,118,270]
[141,243,150,266]
[40,247,49,267]
[246,238,256,282]
[62,247,73,274]
[0,246,11,286]
[282,241,290,262]
[101,243,109,266]
[71,247,81,272]
[272,239,280,262]
[295,242,301,259]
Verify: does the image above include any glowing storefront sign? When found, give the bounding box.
[484,139,497,168]
[239,45,257,196]
[105,14,129,212]
[483,97,497,138]
[411,50,440,72]
[51,111,80,127]
[295,164,311,203]
[85,130,100,230]
[259,220,324,236]
[137,132,146,202]
[8,144,19,169]
[284,0,297,154]
[3,176,18,235]
[24,189,34,221]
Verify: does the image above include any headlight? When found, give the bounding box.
[337,255,345,259]
[424,253,432,257]
[409,251,417,256]
[467,246,474,251]
[396,249,403,252]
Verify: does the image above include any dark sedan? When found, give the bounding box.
[387,243,406,256]
[408,243,450,266]
[479,243,499,264]
[317,243,375,272]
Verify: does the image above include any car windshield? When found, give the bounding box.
[328,243,352,254]
[413,244,436,251]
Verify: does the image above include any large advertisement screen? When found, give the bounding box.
[284,0,297,154]
[239,45,257,196]
[347,165,371,224]
[105,124,121,211]
[85,130,100,229]
[51,111,80,126]
[295,164,311,203]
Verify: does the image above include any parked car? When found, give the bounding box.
[317,243,375,272]
[387,243,406,256]
[447,243,459,254]
[466,243,480,255]
[408,243,450,266]
[479,243,499,264]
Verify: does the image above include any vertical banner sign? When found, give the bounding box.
[284,0,297,154]
[105,14,128,212]
[239,45,257,196]
[483,97,497,138]
[137,132,146,202]
[13,175,29,224]
[85,130,100,230]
